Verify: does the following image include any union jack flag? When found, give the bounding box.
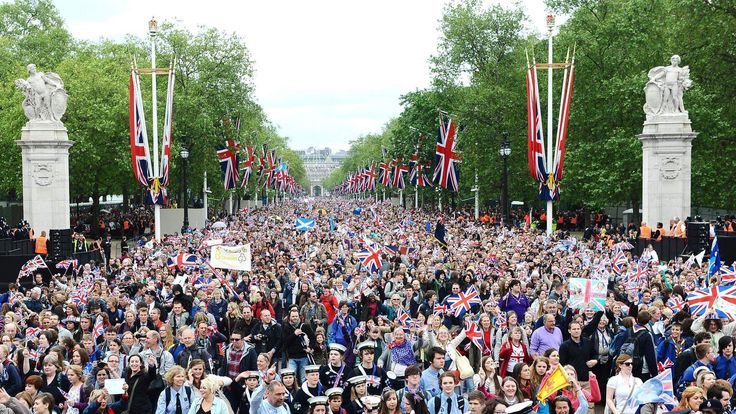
[687,285,736,318]
[408,148,418,184]
[356,243,382,273]
[446,285,482,317]
[393,163,409,189]
[433,112,462,192]
[371,209,382,226]
[378,160,391,187]
[217,142,239,190]
[525,55,548,189]
[56,259,79,271]
[366,375,380,386]
[18,255,47,280]
[433,304,447,315]
[397,307,413,326]
[70,291,88,308]
[167,253,198,271]
[494,311,507,329]
[657,358,674,373]
[129,71,152,188]
[240,145,255,188]
[626,368,677,410]
[464,320,484,351]
[413,163,433,188]
[611,251,628,274]
[720,265,736,285]
[8,292,24,306]
[93,314,105,340]
[666,296,685,312]
[26,327,41,339]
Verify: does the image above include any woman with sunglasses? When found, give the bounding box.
[605,355,643,414]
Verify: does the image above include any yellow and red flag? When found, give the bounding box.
[536,364,571,401]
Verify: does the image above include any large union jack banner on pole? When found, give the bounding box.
[433,111,462,192]
[525,49,575,201]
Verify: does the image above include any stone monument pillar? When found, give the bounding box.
[14,64,74,235]
[638,55,697,228]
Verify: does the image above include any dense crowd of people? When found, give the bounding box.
[0,197,731,414]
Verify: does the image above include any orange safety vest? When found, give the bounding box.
[674,222,685,238]
[640,225,652,239]
[655,229,663,241]
[35,236,47,255]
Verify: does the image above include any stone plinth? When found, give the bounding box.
[638,113,696,227]
[16,121,74,235]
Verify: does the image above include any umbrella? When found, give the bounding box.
[212,221,227,229]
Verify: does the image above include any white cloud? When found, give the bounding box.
[54,0,558,151]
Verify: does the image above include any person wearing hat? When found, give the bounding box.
[346,376,368,414]
[280,368,298,413]
[326,387,346,414]
[238,371,261,414]
[320,344,348,389]
[308,396,329,414]
[294,365,325,414]
[701,399,724,414]
[427,372,469,414]
[347,341,386,396]
[327,301,357,352]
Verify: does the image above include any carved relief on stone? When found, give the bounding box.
[659,156,681,180]
[32,162,54,186]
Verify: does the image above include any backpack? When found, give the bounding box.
[620,328,646,368]
[434,395,464,414]
[165,385,192,408]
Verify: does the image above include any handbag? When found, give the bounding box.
[121,377,140,414]
[147,354,166,396]
[455,353,474,380]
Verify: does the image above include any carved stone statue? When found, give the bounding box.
[644,55,693,116]
[15,64,67,123]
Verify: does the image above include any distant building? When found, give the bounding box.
[296,147,348,196]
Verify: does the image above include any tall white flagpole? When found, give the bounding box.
[546,15,555,235]
[149,18,161,241]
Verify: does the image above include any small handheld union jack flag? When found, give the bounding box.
[495,312,507,329]
[446,285,482,317]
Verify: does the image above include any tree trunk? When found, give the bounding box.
[122,185,129,213]
[91,177,101,238]
[631,195,641,227]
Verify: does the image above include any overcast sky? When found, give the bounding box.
[54,0,557,151]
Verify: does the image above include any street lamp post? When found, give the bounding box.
[499,132,511,225]
[180,147,189,234]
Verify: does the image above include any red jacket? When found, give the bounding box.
[498,339,533,377]
[321,294,339,324]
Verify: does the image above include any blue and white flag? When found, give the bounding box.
[295,218,316,231]
[708,236,722,285]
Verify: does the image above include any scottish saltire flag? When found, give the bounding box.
[626,368,677,411]
[167,253,198,271]
[433,112,462,192]
[129,70,152,188]
[446,285,482,317]
[159,66,175,188]
[295,218,316,231]
[708,236,722,283]
[357,243,382,273]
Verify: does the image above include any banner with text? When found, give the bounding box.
[210,244,251,271]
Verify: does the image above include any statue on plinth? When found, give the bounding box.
[644,55,693,116]
[15,64,68,123]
